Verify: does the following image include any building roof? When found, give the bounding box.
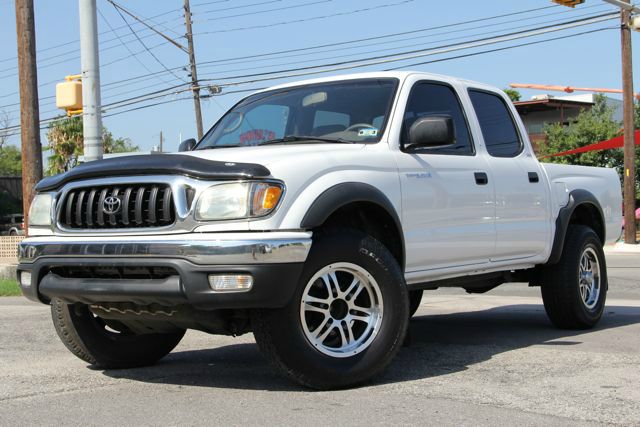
[514,97,593,113]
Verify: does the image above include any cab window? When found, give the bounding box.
[402,82,474,155]
[468,89,522,157]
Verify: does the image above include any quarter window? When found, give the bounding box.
[468,90,522,157]
[402,82,474,155]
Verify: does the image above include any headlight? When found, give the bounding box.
[195,182,283,221]
[29,193,53,227]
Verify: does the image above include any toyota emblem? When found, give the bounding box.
[102,196,122,215]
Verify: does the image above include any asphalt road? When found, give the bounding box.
[1,252,639,426]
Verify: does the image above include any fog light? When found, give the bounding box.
[208,274,253,292]
[19,271,32,288]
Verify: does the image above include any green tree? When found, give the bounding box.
[45,116,138,175]
[0,145,21,175]
[503,88,521,102]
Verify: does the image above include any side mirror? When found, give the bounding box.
[179,138,196,152]
[406,116,455,151]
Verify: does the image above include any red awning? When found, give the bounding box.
[541,130,640,158]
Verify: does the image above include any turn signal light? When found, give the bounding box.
[251,183,283,216]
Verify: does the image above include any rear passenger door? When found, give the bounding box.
[394,81,496,272]
[468,89,549,260]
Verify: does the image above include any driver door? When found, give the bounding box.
[394,81,496,273]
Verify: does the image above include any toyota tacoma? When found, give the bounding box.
[17,72,622,389]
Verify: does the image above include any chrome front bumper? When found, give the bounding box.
[18,232,312,265]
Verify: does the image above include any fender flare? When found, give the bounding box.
[300,182,405,267]
[547,189,605,265]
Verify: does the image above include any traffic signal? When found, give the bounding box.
[56,74,83,117]
[551,0,585,7]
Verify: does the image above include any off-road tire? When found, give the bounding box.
[409,290,423,318]
[51,298,185,369]
[252,229,409,390]
[541,225,608,329]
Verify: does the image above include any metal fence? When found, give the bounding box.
[0,236,24,264]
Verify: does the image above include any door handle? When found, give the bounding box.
[474,172,488,185]
[528,172,539,183]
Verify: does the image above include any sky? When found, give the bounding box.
[0,0,638,153]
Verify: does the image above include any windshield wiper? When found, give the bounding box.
[197,145,238,150]
[258,135,355,146]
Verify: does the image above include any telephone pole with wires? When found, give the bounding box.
[14,0,43,231]
[184,0,204,140]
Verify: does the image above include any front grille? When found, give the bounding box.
[49,265,178,280]
[59,184,176,229]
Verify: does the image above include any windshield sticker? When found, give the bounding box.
[358,128,378,137]
[239,129,276,145]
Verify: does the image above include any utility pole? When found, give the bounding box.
[79,0,103,162]
[14,0,43,233]
[159,130,164,153]
[184,0,204,140]
[621,1,636,244]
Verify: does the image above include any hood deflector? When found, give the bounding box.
[35,154,271,191]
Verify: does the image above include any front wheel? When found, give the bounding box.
[541,225,608,329]
[252,229,409,389]
[51,298,185,369]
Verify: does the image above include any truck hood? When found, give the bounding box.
[183,143,367,172]
[36,144,368,191]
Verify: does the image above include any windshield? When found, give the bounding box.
[196,78,398,149]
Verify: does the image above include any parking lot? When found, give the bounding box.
[1,251,639,426]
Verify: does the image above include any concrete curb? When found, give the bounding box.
[604,243,640,254]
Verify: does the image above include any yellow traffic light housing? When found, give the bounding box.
[551,0,585,7]
[56,74,83,116]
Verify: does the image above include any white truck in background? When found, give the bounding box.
[18,72,622,389]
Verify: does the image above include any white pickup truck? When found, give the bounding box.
[18,72,622,389]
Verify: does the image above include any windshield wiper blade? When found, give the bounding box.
[258,135,355,146]
[197,145,238,150]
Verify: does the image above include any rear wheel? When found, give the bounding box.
[252,229,409,389]
[51,298,185,369]
[541,225,607,329]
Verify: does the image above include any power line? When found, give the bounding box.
[194,7,611,75]
[195,0,416,34]
[198,0,281,14]
[0,5,185,64]
[109,0,187,83]
[97,8,176,87]
[197,13,618,87]
[386,26,615,70]
[2,24,614,141]
[106,0,188,53]
[197,0,332,21]
[192,3,565,66]
[0,11,617,119]
[0,2,582,100]
[0,4,613,118]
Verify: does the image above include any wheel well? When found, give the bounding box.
[569,203,605,243]
[315,202,405,269]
